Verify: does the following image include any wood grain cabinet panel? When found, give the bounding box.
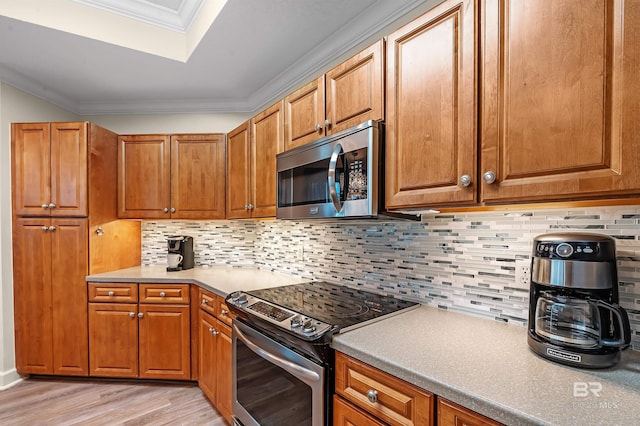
[334,395,386,426]
[385,0,477,209]
[88,283,138,303]
[480,0,640,203]
[437,398,502,426]
[226,121,252,219]
[284,76,325,150]
[335,352,434,426]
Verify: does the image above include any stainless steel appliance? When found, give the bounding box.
[276,120,382,219]
[166,235,194,271]
[527,233,631,368]
[226,281,418,426]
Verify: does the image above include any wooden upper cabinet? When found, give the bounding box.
[480,0,640,203]
[326,39,384,134]
[385,0,477,210]
[171,134,226,219]
[226,121,252,219]
[284,76,325,151]
[251,100,283,218]
[284,39,385,151]
[12,122,88,217]
[118,134,171,218]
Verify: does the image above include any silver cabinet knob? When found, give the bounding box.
[483,170,497,184]
[366,389,378,403]
[324,119,332,128]
[42,204,49,209]
[129,312,135,318]
[247,204,254,210]
[159,292,166,298]
[221,309,228,317]
[108,291,115,297]
[48,203,56,209]
[41,226,48,232]
[459,174,472,187]
[170,207,175,213]
[163,207,169,213]
[212,329,219,336]
[314,123,322,132]
[137,312,144,318]
[202,298,208,305]
[48,226,56,232]
[244,204,249,210]
[95,227,104,236]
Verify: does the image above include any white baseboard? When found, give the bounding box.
[0,368,22,390]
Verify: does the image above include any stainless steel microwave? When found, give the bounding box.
[276,120,382,219]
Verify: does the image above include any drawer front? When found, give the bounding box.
[139,283,190,304]
[335,352,434,426]
[198,288,217,317]
[216,296,235,327]
[437,398,503,426]
[88,283,138,303]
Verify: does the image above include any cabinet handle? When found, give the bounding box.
[202,298,208,305]
[221,309,228,317]
[48,226,56,232]
[459,174,472,187]
[211,329,219,336]
[42,204,49,210]
[129,312,135,318]
[48,203,56,210]
[366,389,378,404]
[108,291,115,297]
[41,226,49,232]
[163,207,169,213]
[483,170,497,184]
[138,312,144,318]
[314,123,322,132]
[244,204,249,210]
[247,204,254,210]
[159,292,166,297]
[95,227,104,236]
[170,207,175,213]
[324,119,332,128]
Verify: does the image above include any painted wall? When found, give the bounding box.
[0,83,80,388]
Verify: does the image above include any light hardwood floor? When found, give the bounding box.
[0,377,227,425]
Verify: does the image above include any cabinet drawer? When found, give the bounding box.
[335,352,434,426]
[139,284,190,304]
[198,288,217,317]
[437,398,502,426]
[216,296,235,327]
[88,283,138,303]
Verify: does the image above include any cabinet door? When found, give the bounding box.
[88,303,139,378]
[284,76,325,150]
[51,218,88,376]
[326,40,384,134]
[215,320,233,423]
[437,398,502,426]
[385,0,477,209]
[334,395,386,426]
[251,101,283,218]
[11,123,51,216]
[481,0,640,203]
[12,218,53,374]
[139,304,191,380]
[226,121,252,219]
[117,134,171,218]
[50,122,88,216]
[199,310,218,404]
[171,134,226,219]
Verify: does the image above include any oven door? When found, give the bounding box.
[232,319,325,426]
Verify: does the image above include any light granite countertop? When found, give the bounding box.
[86,265,305,298]
[332,305,640,426]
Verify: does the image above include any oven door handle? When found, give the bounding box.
[327,143,343,213]
[234,322,321,384]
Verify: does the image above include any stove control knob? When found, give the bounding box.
[302,320,316,334]
[291,315,304,328]
[230,292,248,306]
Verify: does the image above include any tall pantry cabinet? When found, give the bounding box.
[11,122,141,376]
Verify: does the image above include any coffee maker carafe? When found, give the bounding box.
[167,235,194,272]
[528,233,631,368]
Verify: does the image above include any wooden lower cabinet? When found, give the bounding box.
[334,395,386,426]
[88,283,191,380]
[437,398,502,426]
[198,289,234,423]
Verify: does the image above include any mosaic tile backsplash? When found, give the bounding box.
[142,205,640,351]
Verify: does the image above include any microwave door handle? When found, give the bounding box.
[328,143,343,213]
[234,322,321,385]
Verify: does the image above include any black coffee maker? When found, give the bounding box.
[528,232,631,368]
[167,235,194,272]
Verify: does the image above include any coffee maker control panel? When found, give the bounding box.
[535,241,600,259]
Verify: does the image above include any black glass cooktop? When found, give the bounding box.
[246,281,418,332]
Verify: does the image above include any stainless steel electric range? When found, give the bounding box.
[225,281,418,426]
